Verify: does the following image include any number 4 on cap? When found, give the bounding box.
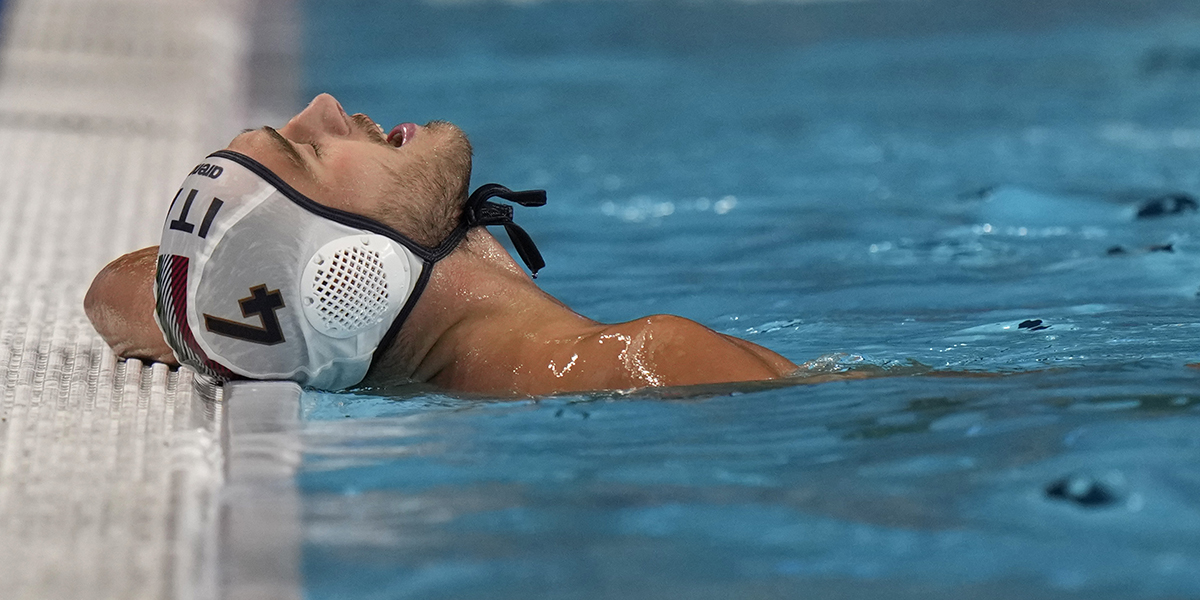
[204,284,287,345]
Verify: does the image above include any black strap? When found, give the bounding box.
[462,184,547,277]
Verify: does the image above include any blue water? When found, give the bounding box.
[298,0,1200,597]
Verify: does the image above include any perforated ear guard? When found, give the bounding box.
[300,235,412,339]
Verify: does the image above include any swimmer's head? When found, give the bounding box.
[153,94,546,390]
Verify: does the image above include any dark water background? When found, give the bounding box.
[299,0,1200,597]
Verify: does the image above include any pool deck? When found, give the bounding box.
[0,0,300,598]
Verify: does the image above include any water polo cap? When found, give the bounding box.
[154,150,546,390]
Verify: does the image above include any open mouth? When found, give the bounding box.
[387,123,418,148]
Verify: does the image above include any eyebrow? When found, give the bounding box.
[246,126,309,172]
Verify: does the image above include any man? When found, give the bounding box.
[85,94,802,396]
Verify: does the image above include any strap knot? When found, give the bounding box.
[462,184,548,276]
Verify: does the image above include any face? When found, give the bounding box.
[225,93,473,246]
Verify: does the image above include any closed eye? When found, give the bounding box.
[257,126,309,171]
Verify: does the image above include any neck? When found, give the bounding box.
[367,228,598,392]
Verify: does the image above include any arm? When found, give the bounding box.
[593,314,798,388]
[84,246,178,365]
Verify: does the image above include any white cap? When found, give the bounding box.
[154,150,548,390]
[154,151,426,390]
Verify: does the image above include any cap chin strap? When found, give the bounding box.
[462,183,548,276]
[368,183,547,372]
[425,183,548,276]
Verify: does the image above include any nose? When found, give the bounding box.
[280,93,350,140]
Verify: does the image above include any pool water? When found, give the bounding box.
[298,0,1200,597]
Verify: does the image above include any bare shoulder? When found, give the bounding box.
[85,246,178,364]
[580,314,798,389]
